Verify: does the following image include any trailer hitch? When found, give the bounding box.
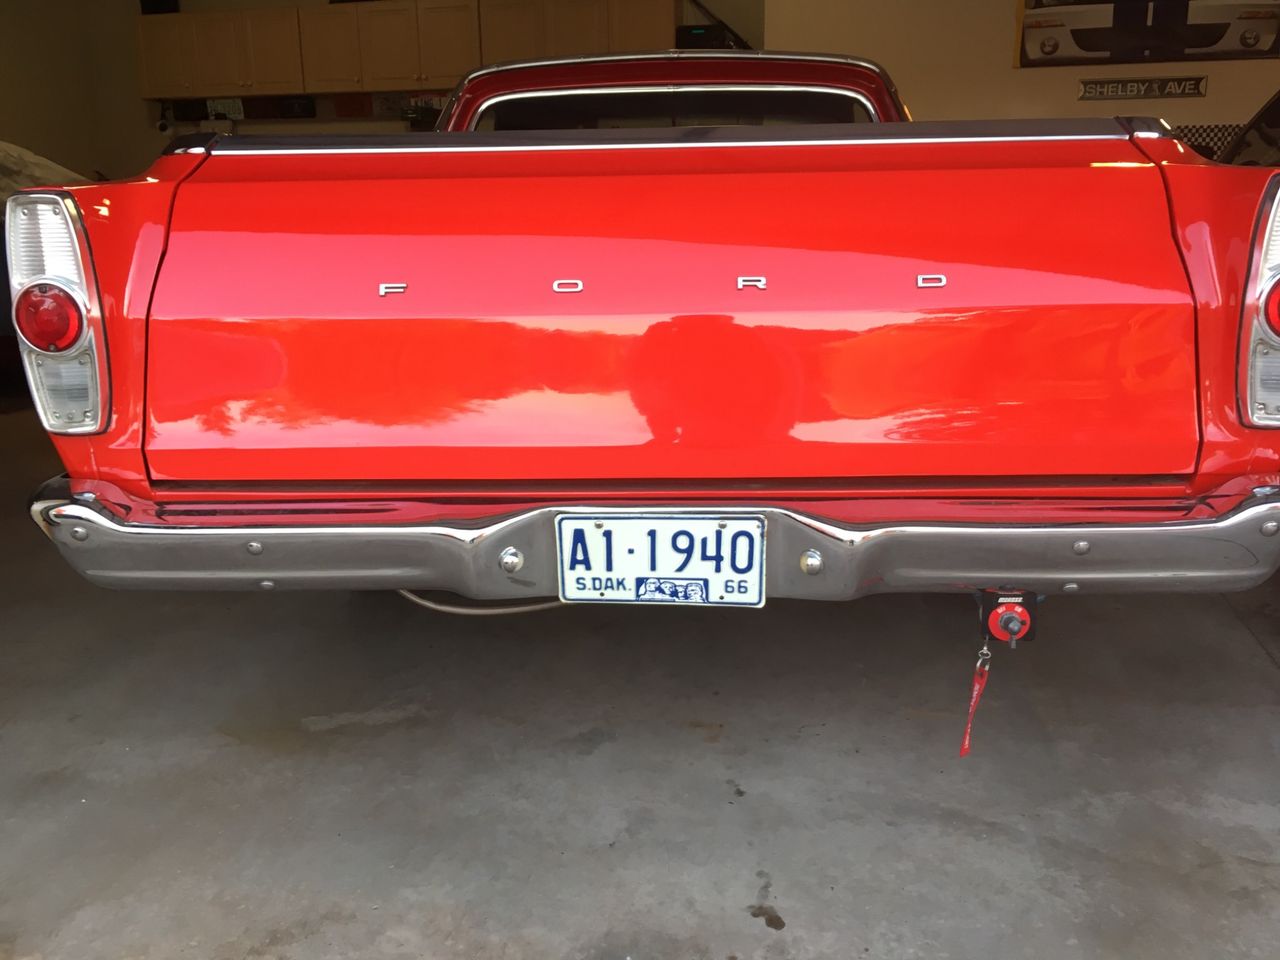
[960,589,1038,756]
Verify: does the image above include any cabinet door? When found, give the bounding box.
[242,8,304,95]
[299,5,362,93]
[359,0,422,91]
[479,0,544,64]
[607,0,674,52]
[138,14,195,99]
[544,0,609,56]
[418,0,481,88]
[189,12,244,97]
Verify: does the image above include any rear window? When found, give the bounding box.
[473,88,874,131]
[1224,93,1280,167]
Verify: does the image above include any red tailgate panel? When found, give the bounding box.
[145,139,1198,483]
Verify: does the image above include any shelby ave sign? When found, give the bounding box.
[1078,76,1208,101]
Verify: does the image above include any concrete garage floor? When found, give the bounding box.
[2,409,1279,960]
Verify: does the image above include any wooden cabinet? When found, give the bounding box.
[418,0,481,87]
[136,0,676,100]
[607,0,675,52]
[479,0,673,65]
[139,10,304,99]
[242,8,305,95]
[189,12,245,97]
[299,5,363,92]
[359,0,422,90]
[544,0,609,57]
[479,0,545,64]
[138,14,195,99]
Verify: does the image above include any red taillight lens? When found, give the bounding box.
[1266,281,1280,336]
[13,283,83,353]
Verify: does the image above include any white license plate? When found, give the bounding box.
[556,514,766,607]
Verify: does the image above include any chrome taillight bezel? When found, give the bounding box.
[1242,178,1280,427]
[5,192,110,435]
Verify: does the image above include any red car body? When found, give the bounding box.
[11,52,1280,603]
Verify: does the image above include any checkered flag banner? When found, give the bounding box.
[1172,124,1245,160]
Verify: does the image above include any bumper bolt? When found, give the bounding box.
[246,541,264,555]
[1262,521,1279,537]
[499,547,525,574]
[799,549,824,575]
[1072,540,1091,555]
[70,526,89,542]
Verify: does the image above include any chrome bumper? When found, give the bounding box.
[28,487,1280,598]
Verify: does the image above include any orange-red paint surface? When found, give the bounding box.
[29,59,1280,529]
[143,138,1200,483]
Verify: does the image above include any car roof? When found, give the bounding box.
[458,49,895,84]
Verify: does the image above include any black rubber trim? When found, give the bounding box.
[207,118,1156,154]
[28,474,71,511]
[150,475,1188,496]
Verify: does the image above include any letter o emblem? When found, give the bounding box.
[553,279,584,293]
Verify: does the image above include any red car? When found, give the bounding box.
[8,52,1280,619]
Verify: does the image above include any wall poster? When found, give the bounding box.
[1017,1,1280,67]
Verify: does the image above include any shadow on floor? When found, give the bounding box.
[1,409,1278,960]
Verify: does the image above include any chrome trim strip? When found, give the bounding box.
[211,116,1164,156]
[458,50,896,82]
[31,497,1280,598]
[213,133,1132,157]
[468,83,880,130]
[1243,180,1280,426]
[210,118,1150,156]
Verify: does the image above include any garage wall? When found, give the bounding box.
[86,0,174,179]
[696,0,765,49]
[0,0,168,180]
[764,0,1277,125]
[0,2,97,175]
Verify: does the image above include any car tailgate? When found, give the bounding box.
[144,124,1199,484]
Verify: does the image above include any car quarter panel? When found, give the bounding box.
[32,155,206,496]
[1135,138,1280,494]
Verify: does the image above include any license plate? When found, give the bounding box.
[556,514,766,607]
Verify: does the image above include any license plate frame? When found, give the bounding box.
[555,513,767,608]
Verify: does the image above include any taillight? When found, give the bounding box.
[14,283,84,353]
[1244,180,1280,425]
[1266,281,1280,338]
[5,193,107,433]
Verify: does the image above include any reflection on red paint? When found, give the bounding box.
[142,137,1205,482]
